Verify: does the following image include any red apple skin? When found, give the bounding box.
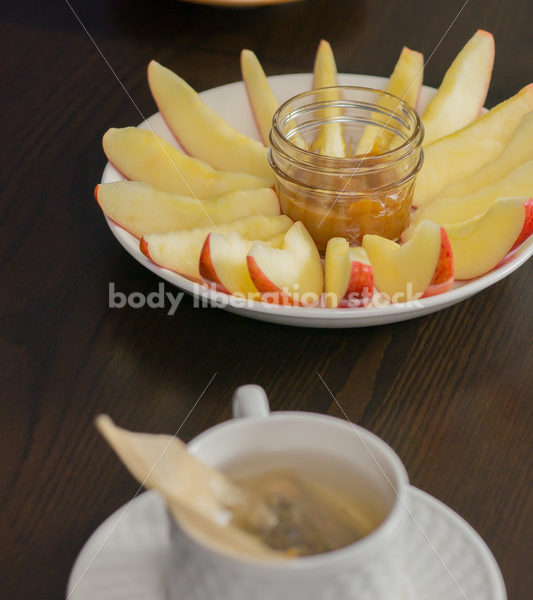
[198,234,232,295]
[511,198,533,251]
[246,255,298,306]
[339,262,374,308]
[422,228,454,298]
[139,237,150,258]
[423,276,454,298]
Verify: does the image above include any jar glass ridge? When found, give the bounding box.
[268,86,424,251]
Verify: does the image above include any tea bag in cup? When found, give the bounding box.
[234,469,367,556]
[95,415,283,560]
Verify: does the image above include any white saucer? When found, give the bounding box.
[66,487,506,599]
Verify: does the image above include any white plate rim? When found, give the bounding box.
[100,72,533,328]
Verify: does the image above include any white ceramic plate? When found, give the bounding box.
[101,73,533,328]
[66,487,506,600]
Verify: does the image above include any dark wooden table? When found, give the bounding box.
[2,0,532,598]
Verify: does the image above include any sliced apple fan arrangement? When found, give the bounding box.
[97,31,533,308]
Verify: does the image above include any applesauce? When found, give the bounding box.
[268,86,423,250]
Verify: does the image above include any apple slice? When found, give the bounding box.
[444,198,533,280]
[413,84,533,206]
[148,61,273,181]
[240,50,307,151]
[141,215,292,280]
[362,222,453,301]
[241,50,279,146]
[199,232,285,299]
[310,40,345,158]
[324,238,373,308]
[103,127,271,199]
[413,159,533,226]
[199,233,258,298]
[434,111,533,200]
[356,46,424,155]
[422,30,495,145]
[96,182,280,239]
[247,222,324,305]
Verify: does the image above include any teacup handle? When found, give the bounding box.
[232,385,270,419]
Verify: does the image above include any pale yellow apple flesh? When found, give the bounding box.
[363,221,453,302]
[422,30,495,145]
[413,84,533,206]
[413,159,533,226]
[241,50,279,146]
[96,182,280,239]
[310,40,345,158]
[148,61,273,181]
[199,232,284,299]
[200,233,259,298]
[247,222,324,305]
[324,238,373,308]
[434,111,533,200]
[444,198,532,279]
[141,214,292,280]
[240,49,305,150]
[356,46,424,155]
[103,127,271,199]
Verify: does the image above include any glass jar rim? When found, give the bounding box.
[270,85,424,172]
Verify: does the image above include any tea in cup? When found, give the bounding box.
[168,385,410,600]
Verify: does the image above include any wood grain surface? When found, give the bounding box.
[1,0,532,598]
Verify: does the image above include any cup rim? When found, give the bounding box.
[178,411,409,572]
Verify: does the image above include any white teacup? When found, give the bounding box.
[167,385,410,600]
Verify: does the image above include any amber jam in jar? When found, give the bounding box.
[268,86,424,251]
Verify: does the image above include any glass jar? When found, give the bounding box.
[268,86,424,251]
